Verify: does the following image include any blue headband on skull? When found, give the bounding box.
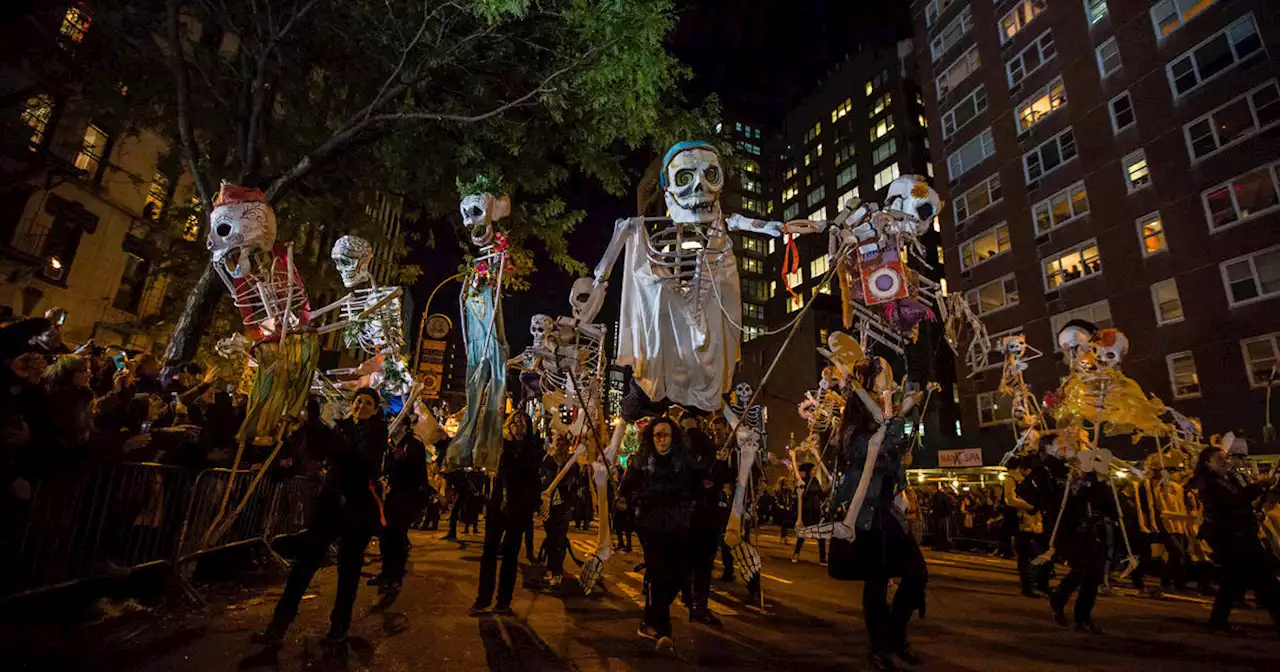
[659,141,718,188]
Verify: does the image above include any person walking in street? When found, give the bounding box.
[538,434,578,590]
[470,410,543,616]
[682,414,731,626]
[1046,465,1112,634]
[1006,457,1049,597]
[1189,445,1280,634]
[621,416,696,653]
[373,417,429,598]
[253,389,387,647]
[792,463,827,565]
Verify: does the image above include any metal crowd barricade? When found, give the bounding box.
[1,462,192,602]
[1,462,322,605]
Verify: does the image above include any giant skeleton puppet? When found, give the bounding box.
[446,181,512,471]
[320,235,412,408]
[593,141,822,589]
[513,279,615,593]
[205,183,353,543]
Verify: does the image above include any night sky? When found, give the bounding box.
[410,1,908,355]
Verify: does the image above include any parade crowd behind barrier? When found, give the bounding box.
[0,315,323,605]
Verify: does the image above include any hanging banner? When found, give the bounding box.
[937,448,984,468]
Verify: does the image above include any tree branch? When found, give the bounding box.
[166,0,213,209]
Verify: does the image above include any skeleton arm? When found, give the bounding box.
[593,217,640,285]
[834,423,885,541]
[727,213,825,237]
[309,292,356,319]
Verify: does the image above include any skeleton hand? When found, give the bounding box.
[782,220,828,235]
[832,521,856,541]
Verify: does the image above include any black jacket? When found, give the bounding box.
[1190,471,1266,554]
[621,445,697,535]
[540,452,578,514]
[307,400,386,519]
[685,427,733,530]
[489,435,544,518]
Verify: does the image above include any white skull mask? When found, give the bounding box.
[459,192,511,247]
[883,175,940,235]
[1091,330,1129,370]
[530,314,554,349]
[663,147,724,225]
[330,235,373,288]
[568,277,606,325]
[207,200,277,267]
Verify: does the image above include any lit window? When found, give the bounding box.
[872,93,892,117]
[742,278,769,302]
[743,302,766,321]
[1167,351,1201,399]
[959,222,1011,270]
[837,188,859,211]
[1084,0,1109,25]
[1016,77,1066,134]
[1096,37,1122,79]
[1184,81,1280,162]
[873,165,901,191]
[782,186,798,202]
[964,273,1019,316]
[871,138,897,165]
[1006,30,1056,88]
[113,253,149,313]
[936,246,945,265]
[806,185,826,208]
[21,94,54,150]
[783,203,800,221]
[808,206,827,221]
[1137,212,1167,256]
[835,145,856,165]
[1032,181,1090,236]
[870,117,895,141]
[1000,0,1047,44]
[931,7,973,61]
[60,5,92,43]
[1050,301,1114,349]
[744,159,760,174]
[1023,128,1077,183]
[924,0,958,27]
[1151,0,1219,40]
[787,294,804,313]
[741,257,764,274]
[954,173,1002,224]
[143,173,169,221]
[1167,14,1263,99]
[978,391,1013,426]
[942,87,987,139]
[804,122,822,144]
[947,128,996,180]
[743,325,764,342]
[1221,245,1280,307]
[784,165,798,181]
[836,165,857,188]
[1201,163,1280,232]
[809,254,830,278]
[1044,240,1102,291]
[1123,150,1151,192]
[1241,332,1280,388]
[937,46,981,99]
[1109,91,1136,134]
[74,124,109,175]
[1151,278,1184,325]
[770,280,777,299]
[832,98,852,122]
[183,198,202,242]
[741,237,766,256]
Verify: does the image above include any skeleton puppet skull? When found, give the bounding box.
[530,314,555,349]
[330,235,373,288]
[733,382,754,408]
[662,144,724,225]
[459,193,511,247]
[207,184,278,274]
[1091,328,1129,370]
[568,277,606,325]
[883,175,941,234]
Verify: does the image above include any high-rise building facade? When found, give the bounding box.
[910,0,1279,456]
[739,40,963,462]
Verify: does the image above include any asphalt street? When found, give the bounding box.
[61,523,1280,671]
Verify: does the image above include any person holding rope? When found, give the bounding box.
[253,388,387,647]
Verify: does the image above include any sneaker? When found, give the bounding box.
[469,601,490,616]
[548,575,563,589]
[867,651,899,671]
[790,554,799,564]
[636,624,660,642]
[819,560,829,567]
[894,645,923,666]
[492,603,515,616]
[654,635,675,652]
[250,626,286,647]
[1074,621,1104,635]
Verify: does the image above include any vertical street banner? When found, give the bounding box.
[417,339,447,399]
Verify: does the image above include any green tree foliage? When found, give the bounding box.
[54,0,713,364]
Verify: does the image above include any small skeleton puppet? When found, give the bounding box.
[938,292,993,378]
[831,358,924,543]
[508,314,560,373]
[724,381,765,547]
[996,334,1045,466]
[317,234,411,398]
[803,175,941,347]
[446,179,513,472]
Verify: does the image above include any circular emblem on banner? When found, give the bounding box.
[866,266,904,301]
[425,314,452,339]
[421,373,441,395]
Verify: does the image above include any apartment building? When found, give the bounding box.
[911,0,1280,457]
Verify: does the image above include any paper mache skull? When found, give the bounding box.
[207,183,277,272]
[661,142,724,225]
[1057,319,1097,370]
[568,277,606,325]
[530,314,555,349]
[330,235,373,288]
[733,382,754,408]
[1091,328,1129,370]
[883,175,940,234]
[459,192,511,247]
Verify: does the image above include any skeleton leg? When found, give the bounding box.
[579,454,613,595]
[833,424,885,541]
[1033,483,1074,567]
[724,429,758,546]
[1109,480,1140,579]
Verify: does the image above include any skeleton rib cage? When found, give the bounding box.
[219,247,309,337]
[645,221,729,311]
[541,323,608,435]
[339,286,405,356]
